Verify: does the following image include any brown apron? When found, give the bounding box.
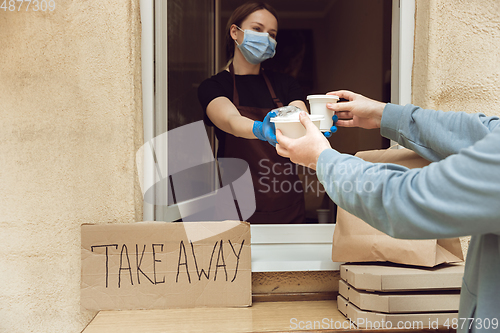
[217,64,305,224]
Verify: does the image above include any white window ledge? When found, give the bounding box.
[251,224,342,272]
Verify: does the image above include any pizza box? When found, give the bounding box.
[339,280,460,313]
[340,263,464,292]
[337,295,458,329]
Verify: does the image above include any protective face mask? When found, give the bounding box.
[235,26,277,65]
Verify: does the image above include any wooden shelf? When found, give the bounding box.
[83,300,345,333]
[83,300,456,333]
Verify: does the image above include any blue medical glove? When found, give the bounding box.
[323,114,339,138]
[253,110,277,147]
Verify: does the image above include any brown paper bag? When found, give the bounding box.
[332,148,464,267]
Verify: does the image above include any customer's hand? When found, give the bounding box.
[276,112,332,170]
[326,90,386,129]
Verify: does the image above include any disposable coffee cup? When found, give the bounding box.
[271,114,324,139]
[307,95,340,131]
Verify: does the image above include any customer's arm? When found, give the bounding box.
[382,103,500,161]
[277,113,500,239]
[316,127,500,239]
[328,90,500,162]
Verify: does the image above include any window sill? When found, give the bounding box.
[251,224,342,272]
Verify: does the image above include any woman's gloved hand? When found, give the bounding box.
[253,110,278,146]
[323,114,338,138]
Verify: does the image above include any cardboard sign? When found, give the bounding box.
[81,221,251,310]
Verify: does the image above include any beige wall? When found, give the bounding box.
[1,0,499,331]
[0,1,143,332]
[413,0,500,257]
[413,0,500,116]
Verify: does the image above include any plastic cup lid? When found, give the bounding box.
[271,114,324,123]
[307,94,339,101]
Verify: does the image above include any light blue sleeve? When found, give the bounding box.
[316,105,500,239]
[381,103,500,162]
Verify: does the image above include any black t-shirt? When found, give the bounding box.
[197,69,306,224]
[197,69,306,126]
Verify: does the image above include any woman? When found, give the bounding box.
[198,1,307,224]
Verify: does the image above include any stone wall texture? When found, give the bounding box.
[0,1,143,332]
[1,0,499,332]
[413,0,499,257]
[413,0,500,115]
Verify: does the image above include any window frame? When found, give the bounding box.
[140,0,415,272]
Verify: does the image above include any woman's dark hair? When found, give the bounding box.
[225,2,279,63]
